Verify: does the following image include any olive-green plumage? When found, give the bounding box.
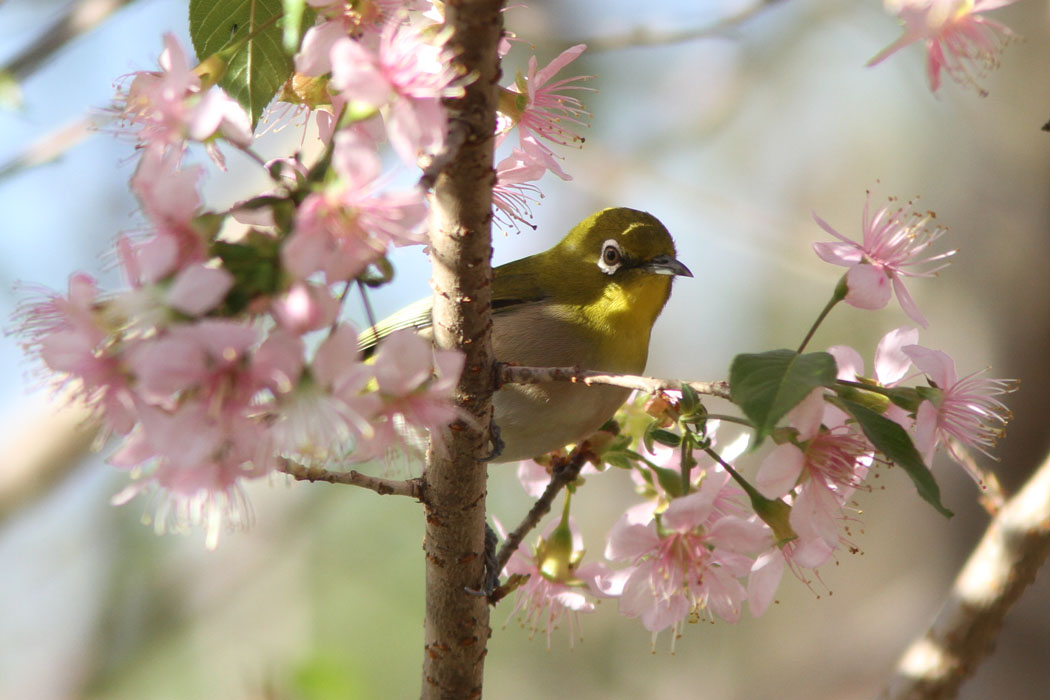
[361,207,692,462]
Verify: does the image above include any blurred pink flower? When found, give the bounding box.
[130,147,210,268]
[813,192,955,327]
[515,457,601,498]
[271,323,380,458]
[109,402,267,550]
[282,130,427,282]
[358,330,464,457]
[329,19,462,163]
[903,344,1014,480]
[868,0,1019,95]
[271,282,340,334]
[16,276,138,435]
[113,33,252,165]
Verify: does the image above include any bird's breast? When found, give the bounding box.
[488,303,647,462]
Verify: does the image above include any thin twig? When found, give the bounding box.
[560,0,788,53]
[491,442,595,597]
[277,458,423,499]
[879,452,1050,700]
[2,0,138,81]
[0,117,93,183]
[497,363,732,400]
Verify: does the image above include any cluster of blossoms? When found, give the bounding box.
[502,191,1014,648]
[869,0,1020,95]
[11,0,1021,648]
[15,0,593,548]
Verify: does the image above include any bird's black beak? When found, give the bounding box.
[642,254,693,278]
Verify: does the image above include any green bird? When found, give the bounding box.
[360,207,692,462]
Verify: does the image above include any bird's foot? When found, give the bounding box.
[479,422,504,462]
[464,524,500,599]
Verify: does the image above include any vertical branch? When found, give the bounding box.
[421,2,504,699]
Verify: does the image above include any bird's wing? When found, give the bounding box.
[357,296,435,356]
[357,258,550,356]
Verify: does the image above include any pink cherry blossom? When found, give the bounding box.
[747,534,836,616]
[868,0,1019,95]
[605,485,766,647]
[828,326,919,427]
[328,19,463,163]
[813,192,955,327]
[491,145,547,228]
[903,344,1014,480]
[271,282,340,334]
[502,514,610,647]
[296,0,413,75]
[16,276,138,434]
[109,401,269,550]
[166,263,234,316]
[113,33,252,165]
[354,330,464,459]
[130,147,210,269]
[15,274,105,350]
[270,323,380,459]
[830,326,919,386]
[282,130,427,283]
[756,389,873,553]
[498,45,592,180]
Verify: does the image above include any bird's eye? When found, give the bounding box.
[597,239,623,275]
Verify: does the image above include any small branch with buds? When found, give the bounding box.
[490,441,596,602]
[277,459,423,499]
[497,364,732,400]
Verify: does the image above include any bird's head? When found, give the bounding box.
[543,207,692,329]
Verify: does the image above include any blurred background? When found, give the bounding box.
[2,0,1049,698]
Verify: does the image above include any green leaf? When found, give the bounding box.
[189,0,291,128]
[652,465,685,499]
[679,382,699,415]
[729,350,838,444]
[649,427,682,448]
[212,231,282,313]
[838,398,953,518]
[603,452,634,471]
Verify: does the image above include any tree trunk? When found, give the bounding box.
[420,2,504,698]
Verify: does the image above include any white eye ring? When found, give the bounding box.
[597,239,623,275]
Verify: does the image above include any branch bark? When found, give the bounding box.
[420,2,504,698]
[276,459,422,498]
[880,451,1050,700]
[492,443,594,594]
[498,363,732,400]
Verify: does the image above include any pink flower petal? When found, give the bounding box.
[844,264,892,311]
[604,515,659,560]
[756,443,805,499]
[747,550,784,617]
[166,264,233,316]
[827,344,864,381]
[902,345,956,387]
[874,326,919,384]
